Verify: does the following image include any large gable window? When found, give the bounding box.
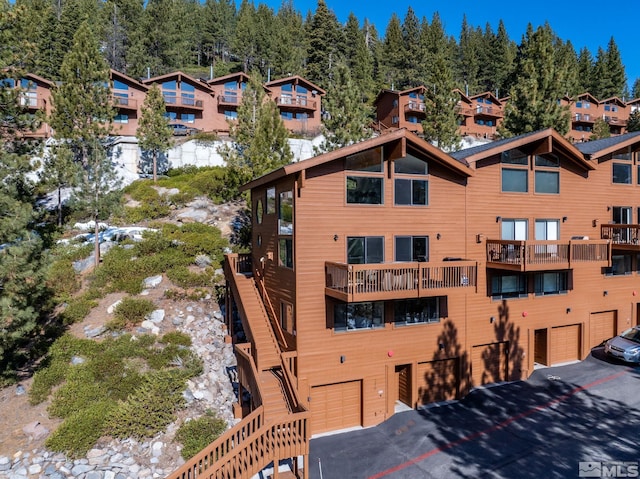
[394,154,428,206]
[501,148,528,193]
[346,147,383,205]
[534,154,559,194]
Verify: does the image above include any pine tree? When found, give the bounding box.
[591,117,611,140]
[0,6,51,382]
[632,78,640,100]
[270,0,306,78]
[305,0,344,87]
[233,0,257,73]
[39,143,80,227]
[421,13,460,151]
[492,20,516,98]
[138,84,172,182]
[604,37,626,98]
[343,13,375,103]
[50,22,118,266]
[201,0,237,68]
[221,72,292,182]
[457,15,481,94]
[498,24,571,137]
[400,7,421,88]
[627,110,640,132]
[576,47,594,94]
[316,61,373,153]
[556,39,580,97]
[379,13,404,89]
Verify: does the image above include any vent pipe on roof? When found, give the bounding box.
[465,82,468,96]
[210,65,213,81]
[147,67,150,80]
[267,67,271,83]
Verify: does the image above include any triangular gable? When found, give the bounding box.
[373,89,400,106]
[207,71,251,87]
[470,91,502,106]
[23,73,54,88]
[110,69,148,91]
[265,75,326,95]
[399,85,427,96]
[142,71,214,93]
[600,97,626,107]
[575,131,640,160]
[241,129,472,192]
[451,128,594,171]
[574,92,599,104]
[453,88,472,104]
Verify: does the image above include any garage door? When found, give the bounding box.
[472,342,509,386]
[590,311,616,348]
[311,381,361,434]
[416,358,459,405]
[550,324,581,364]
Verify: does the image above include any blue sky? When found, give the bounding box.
[264,0,640,96]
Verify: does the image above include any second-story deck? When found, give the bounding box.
[275,96,317,111]
[486,239,611,271]
[601,224,640,250]
[325,260,477,302]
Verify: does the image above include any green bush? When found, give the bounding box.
[59,295,98,325]
[109,297,156,330]
[162,331,192,347]
[47,259,81,302]
[105,371,187,439]
[176,411,227,460]
[29,360,69,405]
[167,266,213,288]
[46,400,115,458]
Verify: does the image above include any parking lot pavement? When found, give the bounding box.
[309,349,640,479]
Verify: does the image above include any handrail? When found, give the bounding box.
[235,343,263,408]
[254,266,289,350]
[278,352,302,413]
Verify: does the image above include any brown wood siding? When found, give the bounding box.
[589,311,617,348]
[550,324,581,364]
[310,381,361,434]
[471,342,508,386]
[416,358,459,405]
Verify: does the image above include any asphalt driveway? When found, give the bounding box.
[308,348,640,479]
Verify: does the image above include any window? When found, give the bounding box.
[347,176,383,204]
[296,112,308,121]
[604,105,611,111]
[606,254,632,276]
[180,113,195,123]
[279,238,293,268]
[502,169,528,192]
[534,272,568,295]
[266,187,276,214]
[491,274,527,299]
[347,236,383,264]
[395,236,428,262]
[224,110,238,120]
[164,111,177,120]
[394,154,428,206]
[501,149,528,193]
[281,111,293,120]
[346,147,383,172]
[407,116,419,124]
[334,301,384,331]
[256,199,263,224]
[394,297,442,325]
[613,163,632,184]
[576,101,582,108]
[392,116,399,124]
[113,79,128,91]
[535,219,559,240]
[114,113,129,124]
[502,219,528,240]
[278,191,293,234]
[534,154,559,194]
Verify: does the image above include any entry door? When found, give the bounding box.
[535,220,559,255]
[534,329,548,365]
[395,365,411,406]
[613,207,632,242]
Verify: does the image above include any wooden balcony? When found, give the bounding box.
[19,95,43,110]
[218,94,241,107]
[111,95,138,111]
[325,260,477,302]
[275,96,317,111]
[604,116,627,127]
[163,95,204,110]
[486,239,610,271]
[573,114,595,124]
[454,105,474,117]
[601,224,640,250]
[474,105,503,118]
[404,101,426,114]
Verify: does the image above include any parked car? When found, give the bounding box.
[604,326,640,362]
[169,123,197,136]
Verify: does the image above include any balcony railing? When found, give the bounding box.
[217,94,241,106]
[162,95,204,109]
[19,95,42,109]
[601,224,640,249]
[111,95,138,110]
[325,260,477,302]
[487,239,610,271]
[474,105,503,118]
[454,105,474,117]
[275,96,317,110]
[228,253,252,275]
[603,116,627,126]
[405,101,426,113]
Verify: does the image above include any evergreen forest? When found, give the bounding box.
[6,0,640,101]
